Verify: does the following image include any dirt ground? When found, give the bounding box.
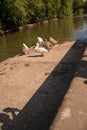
[0,41,87,130]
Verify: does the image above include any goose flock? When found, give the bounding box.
[22,36,58,56]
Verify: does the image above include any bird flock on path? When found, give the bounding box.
[23,36,58,56]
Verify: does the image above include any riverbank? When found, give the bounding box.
[0,19,59,35]
[0,40,87,130]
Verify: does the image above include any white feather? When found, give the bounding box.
[23,43,29,54]
[37,37,43,44]
[35,42,48,56]
[49,37,57,45]
[23,43,29,50]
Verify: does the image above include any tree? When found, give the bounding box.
[26,0,45,23]
[83,0,87,13]
[73,0,84,15]
[15,0,28,26]
[0,0,79,30]
[0,0,28,29]
[58,0,73,18]
[32,0,45,22]
[42,0,61,20]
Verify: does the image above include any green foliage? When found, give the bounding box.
[73,0,84,15]
[0,0,85,30]
[27,0,45,23]
[58,0,73,18]
[0,0,18,29]
[0,0,28,29]
[15,0,28,25]
[83,0,87,13]
[42,0,61,20]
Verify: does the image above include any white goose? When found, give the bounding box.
[23,43,29,54]
[35,42,48,56]
[37,37,44,45]
[43,39,52,50]
[49,37,58,45]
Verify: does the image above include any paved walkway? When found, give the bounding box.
[0,41,74,130]
[0,40,87,130]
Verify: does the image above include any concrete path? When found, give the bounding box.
[0,40,87,130]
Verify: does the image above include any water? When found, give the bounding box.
[0,15,87,62]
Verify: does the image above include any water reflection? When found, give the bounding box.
[0,15,87,62]
[66,15,87,41]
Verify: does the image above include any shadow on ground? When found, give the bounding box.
[74,59,87,85]
[0,39,87,130]
[28,55,44,57]
[0,108,21,130]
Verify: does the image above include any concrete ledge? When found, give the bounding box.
[0,40,87,130]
